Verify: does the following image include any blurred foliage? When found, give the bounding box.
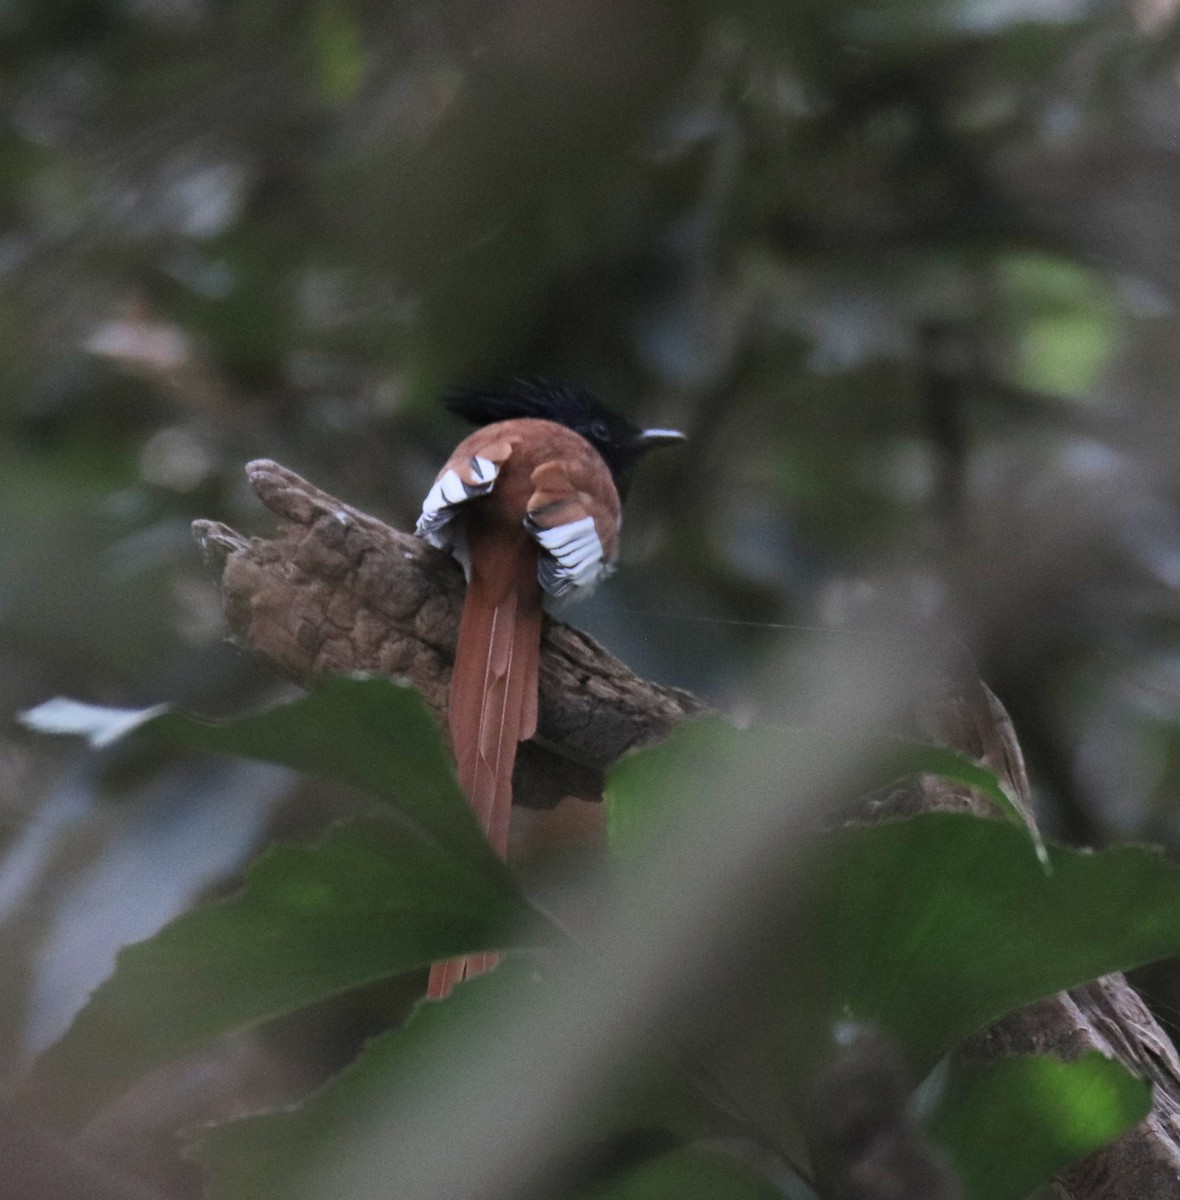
[26,679,532,1125]
[926,1052,1151,1200]
[20,681,1179,1197]
[604,714,1044,859]
[6,0,1180,1195]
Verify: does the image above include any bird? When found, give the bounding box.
[415,379,685,998]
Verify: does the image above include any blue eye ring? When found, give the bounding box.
[589,420,610,441]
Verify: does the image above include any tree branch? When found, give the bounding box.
[194,459,1180,1199]
[193,459,703,810]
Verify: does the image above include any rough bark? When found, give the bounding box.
[194,459,1180,1200]
[193,459,703,809]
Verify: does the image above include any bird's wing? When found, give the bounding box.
[415,439,513,548]
[525,461,619,599]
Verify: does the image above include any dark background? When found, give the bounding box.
[4,0,1180,1193]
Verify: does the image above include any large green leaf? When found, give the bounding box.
[604,718,782,854]
[196,964,545,1200]
[608,721,1180,1077]
[606,717,1043,864]
[29,818,539,1126]
[823,813,1180,1070]
[195,963,781,1200]
[23,675,499,866]
[926,1053,1151,1200]
[21,677,540,1124]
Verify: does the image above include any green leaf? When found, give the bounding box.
[30,818,538,1126]
[606,718,1044,866]
[22,677,540,1125]
[605,718,783,854]
[824,812,1180,1070]
[926,1053,1150,1200]
[892,742,1048,868]
[23,675,499,867]
[195,963,781,1200]
[583,1147,785,1200]
[195,964,545,1200]
[609,723,1180,1079]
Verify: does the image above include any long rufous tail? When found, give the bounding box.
[428,519,542,1000]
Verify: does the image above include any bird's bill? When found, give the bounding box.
[634,428,687,449]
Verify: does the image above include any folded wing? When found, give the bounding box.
[415,442,512,550]
[525,460,618,599]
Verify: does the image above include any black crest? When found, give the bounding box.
[445,378,682,491]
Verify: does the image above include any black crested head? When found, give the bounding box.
[445,377,684,493]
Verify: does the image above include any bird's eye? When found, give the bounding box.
[589,420,610,441]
